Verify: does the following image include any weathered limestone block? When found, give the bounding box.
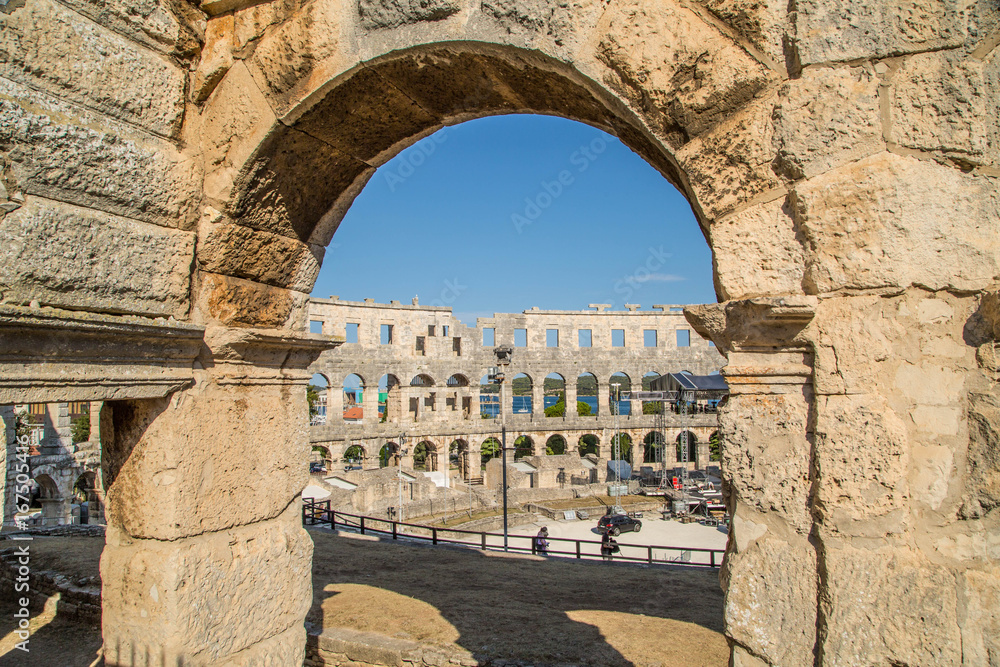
[199,222,323,291]
[792,0,965,67]
[814,394,909,536]
[230,126,373,241]
[219,623,306,667]
[722,531,817,666]
[102,504,311,663]
[360,0,461,30]
[676,94,782,221]
[694,0,787,66]
[890,51,991,161]
[819,542,962,666]
[720,392,812,533]
[293,66,439,164]
[54,0,205,58]
[475,0,605,54]
[710,197,805,300]
[197,272,310,328]
[232,0,308,55]
[0,199,195,317]
[245,0,358,119]
[193,14,235,103]
[199,61,279,205]
[595,0,775,146]
[0,0,187,138]
[793,152,1000,293]
[773,64,883,180]
[102,373,309,539]
[809,295,905,396]
[959,566,1000,666]
[963,391,1000,518]
[0,78,200,229]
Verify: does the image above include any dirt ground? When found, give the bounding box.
[2,531,727,666]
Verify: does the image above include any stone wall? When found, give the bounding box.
[0,0,996,664]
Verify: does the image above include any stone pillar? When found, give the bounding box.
[467,443,482,479]
[362,383,379,426]
[468,386,480,420]
[531,383,544,417]
[687,298,819,666]
[597,381,608,417]
[501,383,514,420]
[40,497,67,526]
[385,384,403,424]
[99,328,331,665]
[565,383,578,417]
[328,383,343,423]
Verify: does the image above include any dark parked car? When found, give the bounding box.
[309,462,326,473]
[597,514,642,536]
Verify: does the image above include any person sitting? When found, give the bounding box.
[534,527,550,555]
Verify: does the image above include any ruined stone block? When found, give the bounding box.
[773,64,883,180]
[792,0,965,66]
[198,223,323,292]
[0,199,195,318]
[0,0,187,138]
[710,197,805,300]
[359,0,461,30]
[890,51,991,161]
[0,78,200,229]
[793,152,1000,294]
[54,0,204,58]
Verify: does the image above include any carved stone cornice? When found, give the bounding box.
[0,305,205,403]
[204,325,344,386]
[685,296,818,395]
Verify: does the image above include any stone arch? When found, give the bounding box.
[480,437,501,465]
[545,434,567,455]
[379,374,402,423]
[309,372,332,425]
[513,435,534,460]
[2,3,993,663]
[643,431,666,463]
[379,441,399,468]
[410,374,435,386]
[446,374,469,386]
[511,373,533,414]
[578,434,600,457]
[343,443,366,463]
[675,430,698,464]
[610,432,632,462]
[449,439,470,479]
[576,373,598,416]
[413,440,438,472]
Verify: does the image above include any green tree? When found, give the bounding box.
[514,436,533,459]
[576,401,592,416]
[306,385,321,417]
[481,438,500,464]
[642,401,662,414]
[544,391,566,417]
[578,434,599,456]
[709,432,721,461]
[71,413,91,444]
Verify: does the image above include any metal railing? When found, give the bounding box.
[303,501,725,567]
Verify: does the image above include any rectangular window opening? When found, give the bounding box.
[676,329,691,347]
[428,325,436,336]
[483,328,495,346]
[380,324,394,345]
[578,329,592,347]
[546,328,559,347]
[442,325,449,336]
[514,328,527,347]
[309,320,324,335]
[643,329,657,347]
[612,329,625,348]
[453,337,461,356]
[346,323,359,344]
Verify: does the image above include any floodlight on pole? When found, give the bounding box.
[492,345,513,551]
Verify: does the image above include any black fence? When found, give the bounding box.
[303,501,725,567]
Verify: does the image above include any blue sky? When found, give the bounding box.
[311,114,715,325]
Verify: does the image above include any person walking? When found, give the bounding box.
[601,532,619,561]
[534,527,550,555]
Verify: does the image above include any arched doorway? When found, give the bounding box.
[413,441,438,472]
[578,434,600,457]
[546,434,567,455]
[513,435,534,459]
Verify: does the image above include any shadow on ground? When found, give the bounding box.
[309,529,727,667]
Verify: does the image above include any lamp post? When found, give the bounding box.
[397,433,408,522]
[491,345,513,551]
